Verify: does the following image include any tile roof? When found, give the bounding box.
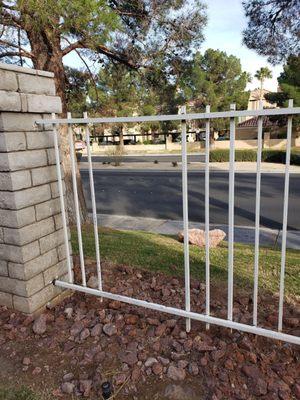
[238,116,278,128]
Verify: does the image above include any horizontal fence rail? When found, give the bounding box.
[36,106,300,125]
[38,104,300,346]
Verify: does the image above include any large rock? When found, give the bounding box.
[178,228,226,248]
[32,314,47,335]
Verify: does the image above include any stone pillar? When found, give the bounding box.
[0,63,71,314]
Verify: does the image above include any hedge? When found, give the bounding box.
[209,149,300,165]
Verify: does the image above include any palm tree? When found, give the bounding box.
[255,67,273,100]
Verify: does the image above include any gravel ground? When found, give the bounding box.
[0,258,299,399]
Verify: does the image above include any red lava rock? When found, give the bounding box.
[103,323,117,336]
[193,336,215,352]
[91,323,102,337]
[188,362,199,376]
[32,314,47,335]
[131,366,141,382]
[158,356,170,366]
[22,357,31,365]
[118,350,138,366]
[125,314,139,325]
[79,379,92,397]
[70,320,84,336]
[284,317,299,327]
[200,357,208,366]
[109,301,122,310]
[156,324,167,336]
[145,357,158,367]
[32,366,42,375]
[152,362,163,375]
[167,365,186,381]
[147,318,160,326]
[63,373,74,382]
[177,360,188,369]
[224,358,234,370]
[80,328,90,341]
[166,319,177,328]
[61,382,75,394]
[293,383,300,399]
[211,350,226,361]
[115,373,127,385]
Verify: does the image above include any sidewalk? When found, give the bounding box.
[81,161,300,173]
[97,213,300,250]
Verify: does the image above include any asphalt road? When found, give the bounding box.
[81,154,205,163]
[80,170,300,230]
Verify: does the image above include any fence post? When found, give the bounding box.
[180,105,191,333]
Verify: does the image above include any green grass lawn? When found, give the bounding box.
[72,227,300,297]
[0,387,39,400]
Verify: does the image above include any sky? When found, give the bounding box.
[202,0,282,91]
[64,0,282,92]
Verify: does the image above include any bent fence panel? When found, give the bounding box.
[38,104,300,346]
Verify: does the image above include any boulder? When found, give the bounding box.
[178,229,226,248]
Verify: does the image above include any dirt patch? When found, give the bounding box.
[0,259,299,399]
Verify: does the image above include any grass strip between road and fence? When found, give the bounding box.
[71,226,300,298]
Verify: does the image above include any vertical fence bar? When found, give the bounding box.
[51,113,73,283]
[253,101,263,326]
[278,99,293,332]
[180,105,191,333]
[227,103,236,321]
[67,112,86,287]
[84,112,102,291]
[205,105,211,330]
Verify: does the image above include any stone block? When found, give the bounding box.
[0,132,26,152]
[31,165,57,186]
[0,170,31,191]
[26,131,54,149]
[0,273,44,297]
[0,207,36,228]
[17,74,56,95]
[43,259,68,285]
[50,181,66,199]
[0,91,21,112]
[0,240,40,263]
[0,227,3,243]
[13,281,64,314]
[0,292,13,308]
[39,228,65,254]
[0,149,47,171]
[4,217,55,246]
[0,112,41,132]
[8,248,58,280]
[0,261,8,277]
[0,184,51,209]
[0,69,18,91]
[26,94,62,113]
[35,198,61,221]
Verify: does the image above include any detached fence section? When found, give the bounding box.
[36,104,300,345]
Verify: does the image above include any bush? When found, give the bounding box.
[209,149,257,162]
[209,149,300,165]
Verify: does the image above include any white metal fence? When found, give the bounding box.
[36,103,300,345]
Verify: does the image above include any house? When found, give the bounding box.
[236,116,279,139]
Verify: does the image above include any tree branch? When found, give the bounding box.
[0,50,31,59]
[0,39,33,58]
[62,37,138,69]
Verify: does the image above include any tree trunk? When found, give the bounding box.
[119,125,124,148]
[27,28,88,224]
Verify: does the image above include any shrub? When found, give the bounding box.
[209,149,257,162]
[105,145,124,166]
[209,149,300,165]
